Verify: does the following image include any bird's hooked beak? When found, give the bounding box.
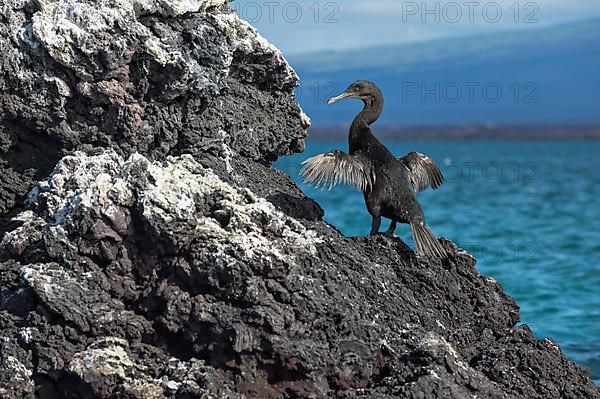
[327,91,356,104]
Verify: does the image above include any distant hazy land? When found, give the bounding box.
[307,125,600,141]
[291,18,600,127]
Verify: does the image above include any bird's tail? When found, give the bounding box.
[410,222,447,259]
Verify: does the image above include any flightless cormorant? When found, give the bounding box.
[301,81,447,259]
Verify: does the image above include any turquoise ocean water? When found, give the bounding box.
[275,140,600,383]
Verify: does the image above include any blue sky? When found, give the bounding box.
[232,0,600,54]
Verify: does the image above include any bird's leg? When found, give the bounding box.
[369,216,381,236]
[385,220,397,236]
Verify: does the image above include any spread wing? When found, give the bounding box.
[400,152,444,192]
[301,150,375,191]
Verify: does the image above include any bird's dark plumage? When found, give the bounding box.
[301,80,447,259]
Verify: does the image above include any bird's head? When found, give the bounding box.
[328,80,382,105]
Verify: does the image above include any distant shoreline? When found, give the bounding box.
[307,125,600,141]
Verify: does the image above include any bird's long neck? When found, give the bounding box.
[351,92,383,129]
[349,92,383,150]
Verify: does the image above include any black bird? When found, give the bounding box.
[301,81,447,259]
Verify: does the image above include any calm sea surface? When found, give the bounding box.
[275,140,600,383]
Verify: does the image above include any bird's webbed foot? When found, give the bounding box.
[369,216,381,236]
[384,220,397,237]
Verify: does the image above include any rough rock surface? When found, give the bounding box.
[0,1,598,398]
[0,0,308,215]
